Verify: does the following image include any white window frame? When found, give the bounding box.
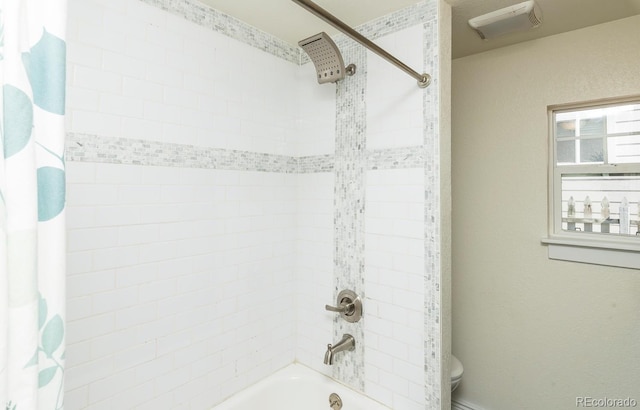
[542,96,640,269]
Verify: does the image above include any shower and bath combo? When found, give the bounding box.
[324,290,361,365]
[292,0,431,88]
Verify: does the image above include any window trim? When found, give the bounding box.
[543,96,640,269]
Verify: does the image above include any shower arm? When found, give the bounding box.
[291,0,431,88]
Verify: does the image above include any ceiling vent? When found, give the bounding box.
[468,0,542,40]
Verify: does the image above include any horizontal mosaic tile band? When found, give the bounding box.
[302,1,431,64]
[66,133,423,173]
[138,0,300,64]
[298,154,334,173]
[66,132,296,172]
[139,0,428,67]
[368,146,424,170]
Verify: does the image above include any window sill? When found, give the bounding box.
[541,236,640,269]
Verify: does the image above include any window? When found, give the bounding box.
[544,97,640,268]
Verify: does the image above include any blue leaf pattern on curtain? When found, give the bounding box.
[22,29,66,115]
[0,1,67,409]
[36,167,65,222]
[2,85,33,158]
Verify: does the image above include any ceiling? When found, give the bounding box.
[197,0,640,59]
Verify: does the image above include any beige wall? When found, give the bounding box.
[452,15,640,410]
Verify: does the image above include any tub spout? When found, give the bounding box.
[324,334,355,365]
[324,345,333,365]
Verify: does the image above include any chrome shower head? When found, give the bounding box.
[298,32,355,84]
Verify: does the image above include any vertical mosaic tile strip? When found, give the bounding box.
[422,0,442,408]
[331,41,366,391]
[138,0,300,64]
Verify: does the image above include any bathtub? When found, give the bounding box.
[212,363,391,410]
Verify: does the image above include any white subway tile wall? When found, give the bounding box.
[65,0,445,409]
[366,25,425,151]
[365,169,426,410]
[66,163,297,408]
[67,0,298,155]
[295,63,337,157]
[294,173,334,377]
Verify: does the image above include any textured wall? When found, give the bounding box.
[452,15,640,410]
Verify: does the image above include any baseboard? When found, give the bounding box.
[452,397,483,410]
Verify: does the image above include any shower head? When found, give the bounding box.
[298,32,355,84]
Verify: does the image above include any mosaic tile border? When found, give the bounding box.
[422,0,443,408]
[66,132,298,173]
[138,0,300,64]
[302,1,432,65]
[298,154,334,174]
[368,146,424,170]
[331,45,367,391]
[140,0,430,69]
[66,133,423,173]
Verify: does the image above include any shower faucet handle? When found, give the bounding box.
[324,302,355,315]
[325,289,362,323]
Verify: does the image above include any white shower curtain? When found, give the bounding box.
[0,0,67,409]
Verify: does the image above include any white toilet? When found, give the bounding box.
[451,355,463,392]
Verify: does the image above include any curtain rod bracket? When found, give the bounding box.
[418,74,431,88]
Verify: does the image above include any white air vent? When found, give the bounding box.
[468,0,542,40]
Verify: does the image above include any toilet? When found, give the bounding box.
[451,355,463,392]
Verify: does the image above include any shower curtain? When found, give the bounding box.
[0,0,67,409]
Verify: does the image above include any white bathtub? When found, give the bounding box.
[212,363,391,410]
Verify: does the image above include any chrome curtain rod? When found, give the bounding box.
[291,0,431,88]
